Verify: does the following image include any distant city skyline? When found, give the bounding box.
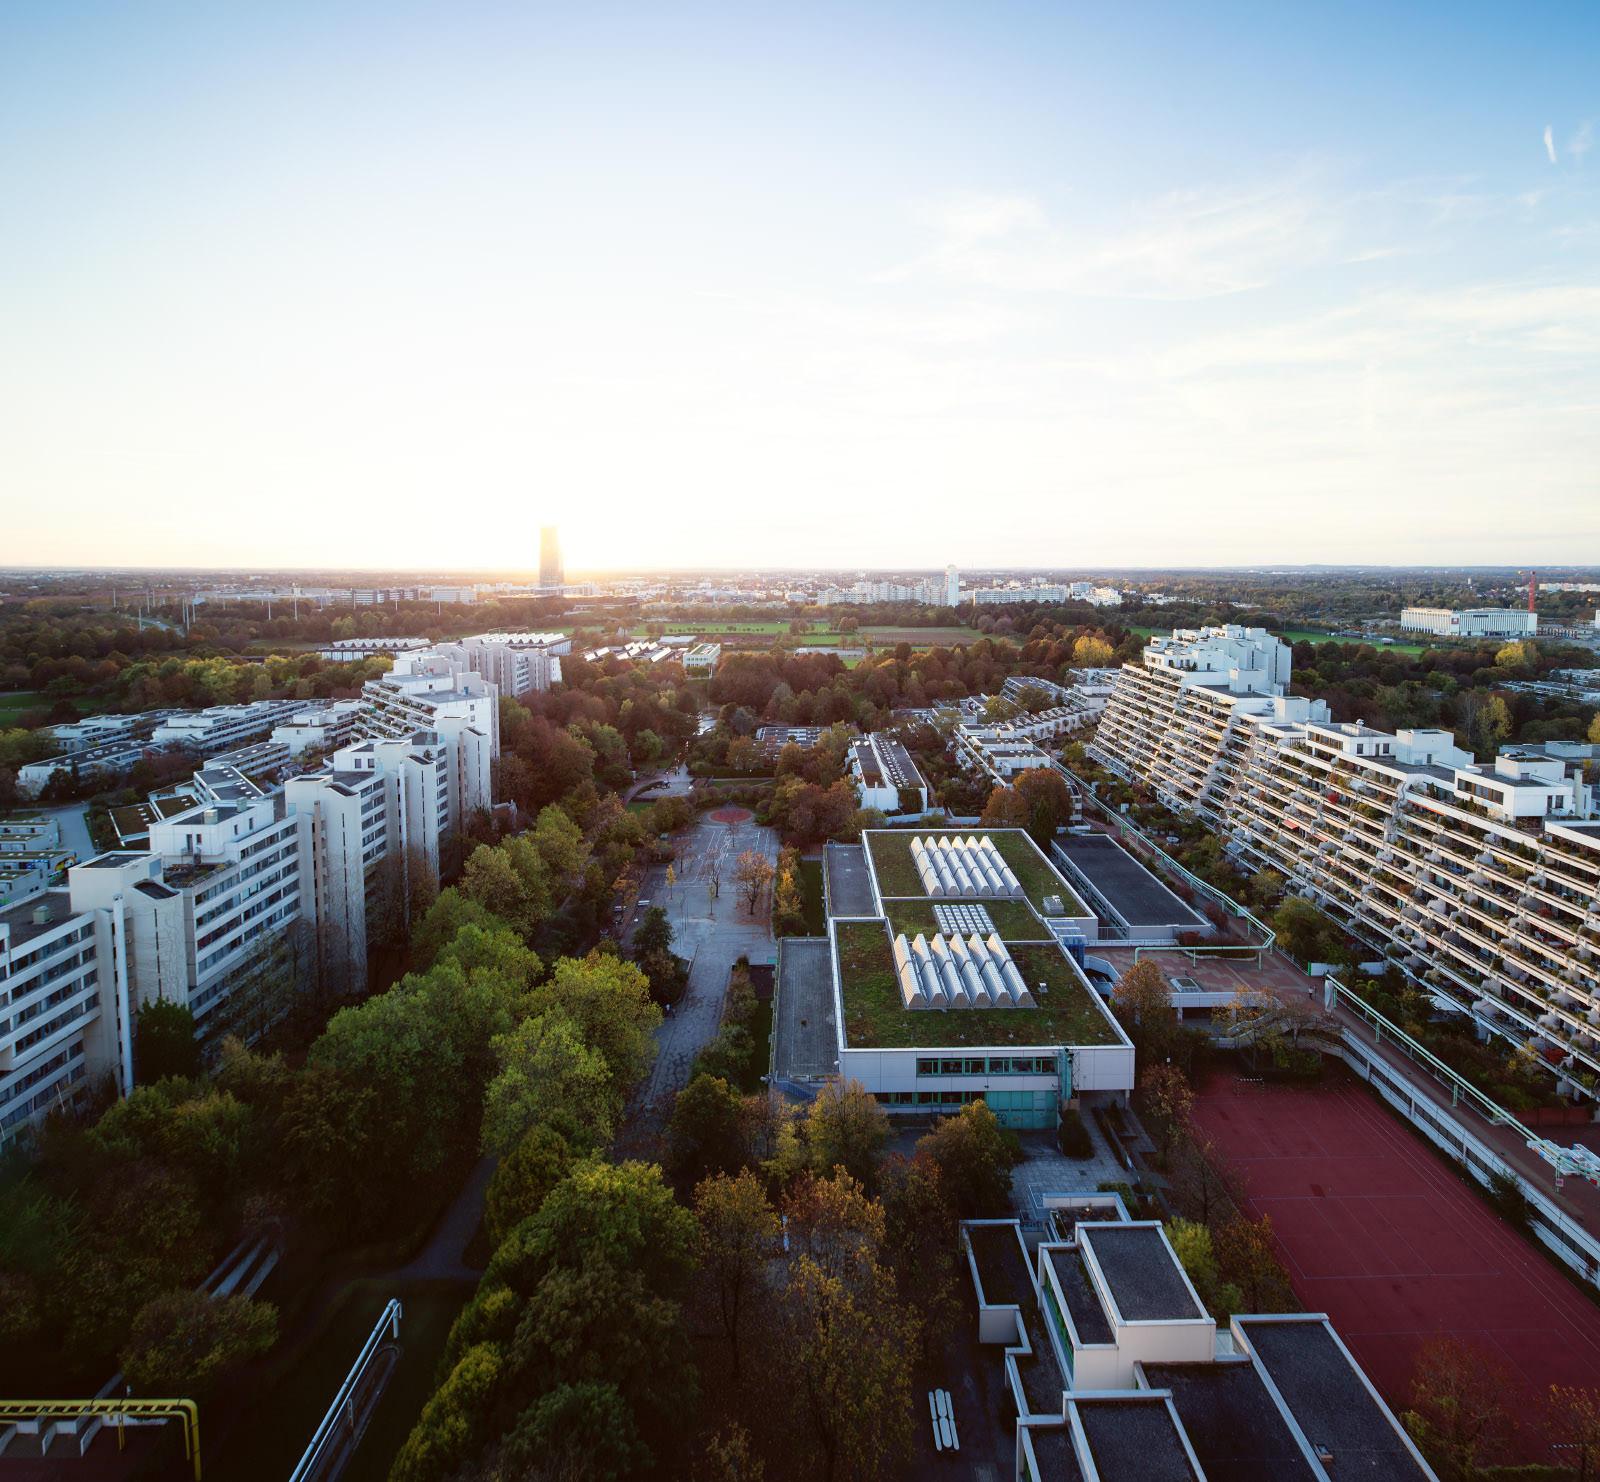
[4,2,1599,569]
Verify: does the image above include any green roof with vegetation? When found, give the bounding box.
[861,828,1088,917]
[882,897,1051,943]
[833,919,1123,1050]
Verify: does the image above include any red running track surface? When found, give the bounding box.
[1194,1072,1600,1416]
[707,807,751,824]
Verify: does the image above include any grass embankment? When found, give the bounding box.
[833,920,1120,1050]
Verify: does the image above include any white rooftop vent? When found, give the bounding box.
[31,904,51,926]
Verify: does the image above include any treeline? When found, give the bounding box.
[1287,637,1599,752]
[399,1052,1023,1482]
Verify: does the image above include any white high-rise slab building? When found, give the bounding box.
[1091,626,1600,1089]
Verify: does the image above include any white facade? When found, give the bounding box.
[1401,607,1538,638]
[272,699,365,756]
[1140,624,1291,693]
[0,892,116,1139]
[434,633,565,699]
[849,733,930,814]
[1092,643,1600,1086]
[151,700,303,757]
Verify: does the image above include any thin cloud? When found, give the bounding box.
[1571,121,1594,163]
[1545,125,1557,163]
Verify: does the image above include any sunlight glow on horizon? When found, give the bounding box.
[4,2,1599,571]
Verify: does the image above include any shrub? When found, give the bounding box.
[1058,1110,1093,1159]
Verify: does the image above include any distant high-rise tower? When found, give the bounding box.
[539,526,564,590]
[945,565,960,607]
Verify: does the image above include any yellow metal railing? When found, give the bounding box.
[0,1398,200,1479]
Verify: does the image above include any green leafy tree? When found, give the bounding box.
[1162,1218,1241,1321]
[1401,1335,1517,1480]
[483,1121,578,1248]
[133,998,199,1084]
[499,1381,646,1482]
[481,1010,615,1154]
[695,1169,779,1379]
[666,1073,748,1190]
[915,1100,1018,1218]
[121,1291,276,1396]
[879,1151,960,1359]
[803,1079,890,1191]
[389,1342,505,1482]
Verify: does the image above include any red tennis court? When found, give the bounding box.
[1194,1070,1600,1415]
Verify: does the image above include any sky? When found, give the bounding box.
[4,0,1599,573]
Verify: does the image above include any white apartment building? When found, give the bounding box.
[151,700,303,757]
[966,583,1070,606]
[434,632,566,699]
[17,740,159,799]
[849,734,930,814]
[1091,628,1600,1090]
[1068,582,1125,607]
[0,892,116,1138]
[1402,607,1538,639]
[353,651,498,835]
[271,699,365,756]
[46,714,155,753]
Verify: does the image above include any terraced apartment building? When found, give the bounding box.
[1090,626,1600,1091]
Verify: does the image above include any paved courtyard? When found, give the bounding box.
[823,840,876,917]
[633,814,779,1109]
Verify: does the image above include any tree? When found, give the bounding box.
[1073,635,1115,667]
[1212,1213,1284,1312]
[803,1079,890,1190]
[667,1074,748,1190]
[389,1342,504,1482]
[1139,1062,1194,1167]
[979,786,1029,828]
[121,1291,276,1396]
[879,1152,960,1359]
[522,1160,700,1296]
[499,1381,646,1482]
[1402,1335,1517,1479]
[484,1121,577,1248]
[134,998,200,1084]
[482,1011,616,1154]
[1162,1218,1241,1321]
[529,953,662,1102]
[1547,1386,1600,1482]
[734,850,776,916]
[695,1169,779,1379]
[774,1248,917,1481]
[693,1424,766,1482]
[915,1101,1018,1218]
[1112,960,1179,1068]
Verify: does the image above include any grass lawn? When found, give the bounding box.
[882,897,1053,942]
[834,919,1120,1049]
[863,626,980,644]
[625,799,655,815]
[861,829,1088,916]
[737,998,774,1092]
[799,857,826,935]
[0,691,114,725]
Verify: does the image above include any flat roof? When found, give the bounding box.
[1076,1398,1201,1482]
[0,891,81,946]
[824,842,876,917]
[1047,1247,1112,1345]
[1237,1318,1431,1480]
[1024,1424,1086,1482]
[1084,1226,1203,1323]
[1142,1361,1319,1482]
[1055,835,1203,929]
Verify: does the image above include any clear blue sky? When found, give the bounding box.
[4,1,1598,570]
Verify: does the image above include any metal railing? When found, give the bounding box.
[289,1299,402,1482]
[1057,764,1277,964]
